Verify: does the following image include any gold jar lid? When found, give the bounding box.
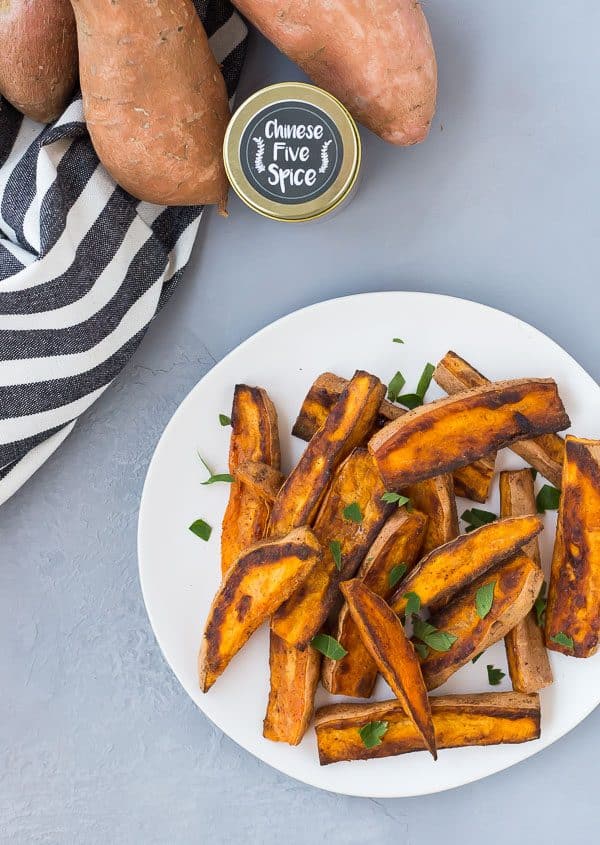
[223,82,361,223]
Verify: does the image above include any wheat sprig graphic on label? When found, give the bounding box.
[319,140,332,174]
[252,137,266,173]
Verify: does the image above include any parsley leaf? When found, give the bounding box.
[461,508,497,533]
[536,484,561,513]
[472,652,484,664]
[189,519,212,541]
[219,413,232,426]
[534,581,547,628]
[550,631,574,650]
[343,502,363,523]
[414,642,429,659]
[329,540,342,571]
[397,363,435,409]
[310,633,347,660]
[387,371,406,403]
[403,591,421,616]
[530,468,538,481]
[198,453,234,485]
[358,721,389,748]
[392,338,404,344]
[487,664,506,686]
[413,618,458,652]
[475,581,496,619]
[381,491,411,508]
[388,563,408,589]
[396,393,422,410]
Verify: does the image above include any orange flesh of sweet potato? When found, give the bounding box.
[235,460,285,504]
[198,527,321,692]
[390,515,543,616]
[221,386,281,575]
[370,378,570,490]
[340,580,437,758]
[434,351,566,488]
[271,449,392,647]
[263,632,321,745]
[322,508,427,697]
[314,692,541,764]
[268,371,385,537]
[406,474,459,554]
[292,372,496,504]
[500,470,553,692]
[417,555,543,690]
[546,436,600,657]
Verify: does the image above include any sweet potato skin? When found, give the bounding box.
[221,386,281,575]
[198,528,321,691]
[500,470,553,692]
[341,580,437,758]
[370,378,570,490]
[263,632,321,745]
[434,351,566,487]
[418,555,543,690]
[71,0,230,206]
[271,449,392,647]
[315,692,541,764]
[406,474,459,554]
[231,0,437,145]
[0,0,78,123]
[268,371,385,537]
[235,461,285,504]
[546,437,600,657]
[390,515,543,616]
[451,453,496,503]
[322,508,427,697]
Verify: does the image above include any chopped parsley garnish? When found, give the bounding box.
[536,484,561,513]
[329,540,342,571]
[381,491,411,508]
[397,363,435,409]
[343,502,363,523]
[189,519,212,541]
[310,633,347,660]
[198,453,234,485]
[403,591,421,616]
[358,721,389,748]
[387,371,406,403]
[475,581,496,619]
[550,632,574,651]
[413,618,457,652]
[534,581,547,628]
[219,414,232,426]
[487,664,506,686]
[388,563,408,589]
[461,507,497,533]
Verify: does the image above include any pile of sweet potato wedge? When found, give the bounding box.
[197,350,600,764]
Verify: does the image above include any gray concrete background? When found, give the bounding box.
[2,3,600,842]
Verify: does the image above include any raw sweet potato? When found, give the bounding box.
[263,632,321,745]
[221,386,281,575]
[71,0,231,206]
[271,449,391,647]
[417,555,543,690]
[434,351,566,488]
[546,436,600,657]
[268,371,385,537]
[0,0,78,122]
[406,474,459,554]
[230,0,437,145]
[315,692,541,764]
[322,507,427,697]
[390,515,543,617]
[234,460,285,504]
[340,580,437,758]
[500,470,553,692]
[198,527,321,692]
[370,378,570,490]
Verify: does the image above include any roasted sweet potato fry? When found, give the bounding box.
[406,474,459,554]
[263,632,321,745]
[322,508,427,697]
[268,371,385,537]
[390,515,543,616]
[417,555,543,690]
[293,371,497,502]
[370,378,570,490]
[340,580,437,758]
[221,385,280,574]
[434,351,566,487]
[500,470,553,692]
[271,449,392,647]
[314,692,541,764]
[235,460,285,504]
[546,436,600,657]
[198,528,321,691]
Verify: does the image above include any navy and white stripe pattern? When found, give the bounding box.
[0,2,247,505]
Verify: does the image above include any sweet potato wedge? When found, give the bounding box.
[268,371,385,537]
[293,371,496,502]
[314,692,541,764]
[322,508,427,697]
[263,632,321,745]
[271,449,392,647]
[546,436,600,657]
[198,528,321,692]
[340,580,437,758]
[406,474,459,554]
[235,460,285,504]
[370,378,570,490]
[221,385,281,575]
[390,515,543,616]
[417,555,543,690]
[434,351,566,487]
[500,470,553,692]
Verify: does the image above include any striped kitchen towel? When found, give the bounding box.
[0,2,247,506]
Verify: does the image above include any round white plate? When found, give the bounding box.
[138,292,600,797]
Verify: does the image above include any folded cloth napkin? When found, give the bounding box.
[0,2,247,506]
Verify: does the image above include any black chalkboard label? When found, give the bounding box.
[239,100,344,205]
